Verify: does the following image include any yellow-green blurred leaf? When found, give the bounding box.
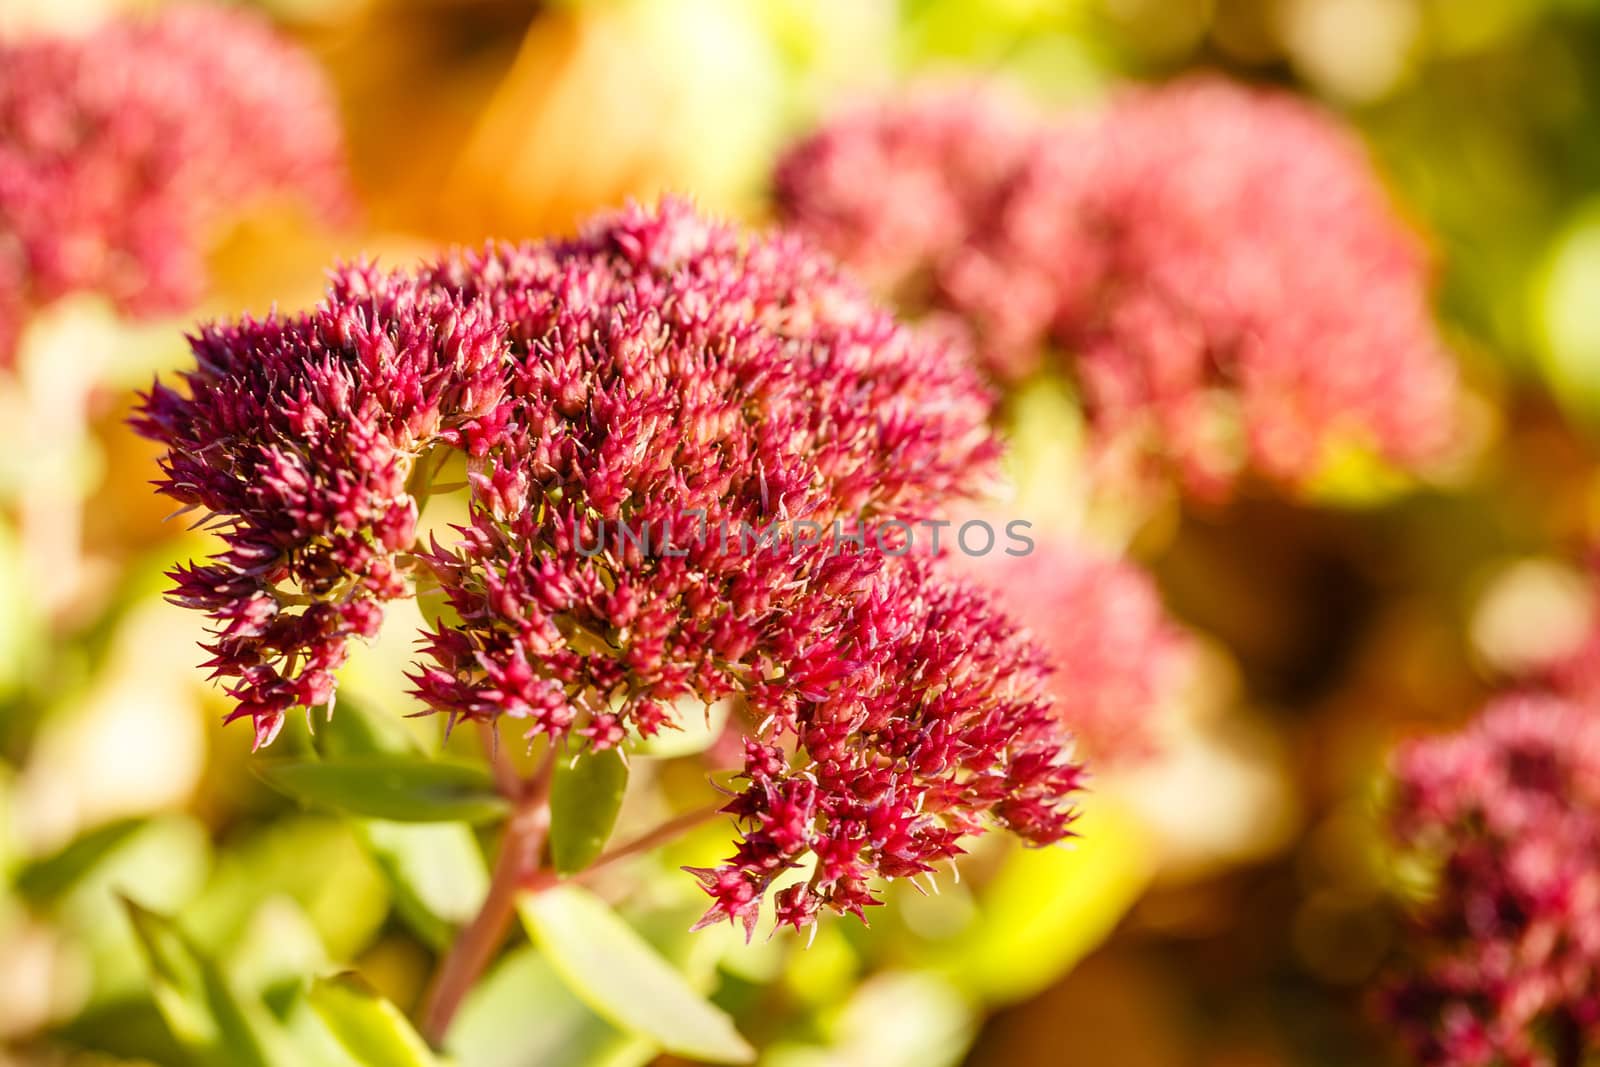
[123,899,299,1067]
[925,798,1156,1003]
[307,974,441,1067]
[518,886,754,1064]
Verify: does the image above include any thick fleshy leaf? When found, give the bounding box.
[446,947,654,1067]
[256,756,508,824]
[355,820,488,948]
[308,974,441,1067]
[303,699,487,946]
[27,816,212,1006]
[14,819,145,902]
[122,899,298,1067]
[548,747,628,874]
[312,696,421,758]
[518,886,754,1064]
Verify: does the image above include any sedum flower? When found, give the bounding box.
[776,77,1458,500]
[772,84,1039,305]
[1378,695,1600,1067]
[694,554,1084,936]
[137,200,1082,927]
[948,535,1190,766]
[133,269,507,749]
[0,4,349,362]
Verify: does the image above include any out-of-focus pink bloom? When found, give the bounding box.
[949,536,1190,766]
[1379,695,1600,1067]
[776,77,1458,500]
[0,4,349,362]
[137,200,1082,927]
[773,84,1040,302]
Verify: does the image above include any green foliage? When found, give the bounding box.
[518,885,756,1063]
[355,820,488,949]
[123,899,301,1067]
[308,974,443,1067]
[307,698,492,948]
[255,755,508,824]
[908,800,1155,1004]
[446,947,655,1067]
[184,817,389,964]
[548,745,629,873]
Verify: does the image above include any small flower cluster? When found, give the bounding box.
[950,536,1190,766]
[0,4,349,362]
[133,269,507,749]
[695,555,1084,935]
[139,200,1083,928]
[776,77,1457,499]
[1379,695,1600,1067]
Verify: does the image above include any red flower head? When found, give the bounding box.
[693,554,1084,937]
[1379,695,1600,1067]
[136,200,1082,929]
[0,4,350,361]
[776,77,1458,500]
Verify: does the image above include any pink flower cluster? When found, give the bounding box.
[772,84,1040,304]
[776,77,1458,499]
[0,4,349,362]
[949,536,1190,766]
[1379,695,1600,1067]
[698,555,1083,934]
[137,200,1084,929]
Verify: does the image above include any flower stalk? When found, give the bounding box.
[422,752,555,1046]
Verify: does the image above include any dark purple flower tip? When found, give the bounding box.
[1378,695,1600,1067]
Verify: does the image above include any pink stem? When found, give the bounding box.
[421,754,553,1046]
[523,802,724,894]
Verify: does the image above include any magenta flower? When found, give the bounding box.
[133,269,507,750]
[0,4,349,361]
[693,554,1084,936]
[947,535,1190,766]
[137,200,1081,927]
[776,77,1458,499]
[1379,695,1600,1067]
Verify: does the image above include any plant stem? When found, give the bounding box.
[421,752,554,1046]
[522,801,724,894]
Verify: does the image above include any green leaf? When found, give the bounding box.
[256,756,508,824]
[184,817,389,964]
[17,815,208,912]
[15,818,148,903]
[313,697,422,759]
[518,886,754,1064]
[308,974,441,1067]
[446,947,653,1067]
[548,747,629,874]
[354,821,488,948]
[122,899,298,1067]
